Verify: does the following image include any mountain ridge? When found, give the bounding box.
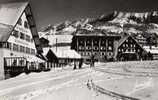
[39,11,158,46]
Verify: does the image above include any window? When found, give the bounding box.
[102,41,105,44]
[79,41,84,44]
[101,52,105,56]
[26,47,30,54]
[12,30,19,38]
[108,46,112,51]
[20,46,25,52]
[20,32,25,40]
[108,41,112,45]
[86,40,90,44]
[101,47,103,50]
[17,18,22,25]
[31,38,34,43]
[93,46,98,50]
[94,40,98,44]
[7,42,12,50]
[123,44,125,47]
[24,21,29,29]
[31,49,35,54]
[79,46,83,50]
[25,35,31,42]
[119,49,121,52]
[13,44,19,51]
[133,44,136,47]
[130,44,133,47]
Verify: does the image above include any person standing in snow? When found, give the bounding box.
[90,55,95,67]
[79,58,83,69]
[73,61,77,70]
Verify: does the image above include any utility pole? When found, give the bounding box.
[56,38,57,52]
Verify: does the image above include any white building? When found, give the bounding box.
[0,2,43,80]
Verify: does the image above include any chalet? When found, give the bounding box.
[135,34,147,46]
[116,35,147,61]
[44,48,81,68]
[143,46,158,60]
[0,2,44,79]
[71,29,147,62]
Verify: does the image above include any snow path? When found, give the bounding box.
[0,69,90,98]
[1,61,158,100]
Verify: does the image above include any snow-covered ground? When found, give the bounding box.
[0,61,158,100]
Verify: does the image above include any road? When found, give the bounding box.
[0,61,158,100]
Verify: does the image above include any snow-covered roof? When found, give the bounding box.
[0,2,42,52]
[143,46,158,54]
[42,47,50,56]
[0,2,28,26]
[0,2,28,42]
[50,48,81,59]
[42,35,73,46]
[27,55,45,63]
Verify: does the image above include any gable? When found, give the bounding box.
[118,35,146,52]
[0,2,42,53]
[7,12,37,53]
[46,50,58,62]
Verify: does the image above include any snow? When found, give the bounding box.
[42,35,73,46]
[50,48,81,59]
[143,46,158,54]
[1,60,158,100]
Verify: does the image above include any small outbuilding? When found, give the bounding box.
[44,48,82,68]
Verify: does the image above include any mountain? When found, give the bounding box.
[39,11,158,46]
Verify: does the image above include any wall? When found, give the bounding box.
[0,49,4,80]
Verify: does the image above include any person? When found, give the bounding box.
[73,62,77,70]
[79,58,83,69]
[90,55,95,67]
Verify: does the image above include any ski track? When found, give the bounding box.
[0,69,90,97]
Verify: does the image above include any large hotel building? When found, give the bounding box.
[71,29,147,62]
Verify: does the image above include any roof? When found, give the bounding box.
[0,2,42,52]
[143,46,158,54]
[117,34,146,52]
[50,48,81,59]
[0,2,28,42]
[0,2,28,26]
[75,29,105,36]
[27,55,45,63]
[43,47,50,56]
[74,29,122,37]
[118,35,129,47]
[0,23,13,41]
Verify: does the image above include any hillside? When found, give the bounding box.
[39,11,158,46]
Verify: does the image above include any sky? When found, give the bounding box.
[0,0,158,30]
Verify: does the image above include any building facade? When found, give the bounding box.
[116,35,146,61]
[0,2,43,80]
[71,29,147,62]
[45,48,81,68]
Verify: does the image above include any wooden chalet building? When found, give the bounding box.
[0,2,44,80]
[71,29,147,62]
[44,48,81,68]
